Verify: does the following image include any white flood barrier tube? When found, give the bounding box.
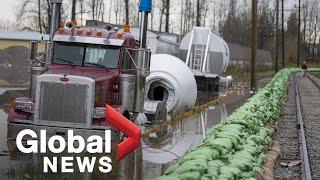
[144,54,197,113]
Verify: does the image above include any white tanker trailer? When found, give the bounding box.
[179,27,231,91]
[130,27,231,122]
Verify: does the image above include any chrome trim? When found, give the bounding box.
[34,74,95,128]
[53,34,125,46]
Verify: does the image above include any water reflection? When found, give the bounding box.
[0,88,17,180]
[0,88,142,180]
[141,103,228,179]
[0,88,247,180]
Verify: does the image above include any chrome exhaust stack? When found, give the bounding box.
[30,0,62,98]
[29,41,45,98]
[133,0,152,113]
[45,0,62,67]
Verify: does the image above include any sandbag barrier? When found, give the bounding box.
[155,69,298,180]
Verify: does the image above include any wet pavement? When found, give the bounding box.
[0,87,249,180]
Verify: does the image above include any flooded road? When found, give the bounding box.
[0,88,28,180]
[0,87,248,180]
[140,89,248,179]
[141,104,228,178]
[0,88,27,155]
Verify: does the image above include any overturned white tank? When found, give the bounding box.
[119,27,159,54]
[144,54,197,113]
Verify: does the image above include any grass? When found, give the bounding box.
[4,163,16,178]
[224,65,250,83]
[284,61,320,68]
[0,80,29,88]
[224,65,284,83]
[225,62,320,88]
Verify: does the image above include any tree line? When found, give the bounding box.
[3,0,320,62]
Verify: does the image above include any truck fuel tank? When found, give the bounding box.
[119,74,136,112]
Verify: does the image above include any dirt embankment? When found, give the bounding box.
[0,46,30,85]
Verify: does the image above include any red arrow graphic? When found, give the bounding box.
[105,104,141,160]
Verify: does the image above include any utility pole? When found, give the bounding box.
[282,0,285,68]
[275,0,279,72]
[297,0,301,67]
[251,0,257,92]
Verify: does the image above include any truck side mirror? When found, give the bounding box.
[137,48,151,77]
[29,41,46,98]
[124,48,151,74]
[123,48,151,113]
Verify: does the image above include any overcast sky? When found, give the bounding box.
[0,0,18,21]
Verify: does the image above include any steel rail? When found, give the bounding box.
[306,74,320,90]
[294,74,312,180]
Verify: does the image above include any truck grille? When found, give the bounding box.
[38,82,88,125]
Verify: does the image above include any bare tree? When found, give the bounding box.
[302,0,309,42]
[124,0,129,24]
[114,0,120,24]
[180,0,185,34]
[71,0,76,22]
[164,0,170,32]
[17,0,41,32]
[87,0,104,21]
[16,0,64,33]
[158,0,164,31]
[78,0,86,25]
[0,20,18,31]
[38,0,42,33]
[311,0,319,61]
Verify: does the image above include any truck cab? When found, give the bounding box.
[7,26,150,139]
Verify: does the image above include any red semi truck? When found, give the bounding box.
[7,0,152,140]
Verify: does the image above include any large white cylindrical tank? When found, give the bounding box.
[145,54,197,113]
[179,28,230,75]
[119,27,159,54]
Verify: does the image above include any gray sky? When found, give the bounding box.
[0,0,18,21]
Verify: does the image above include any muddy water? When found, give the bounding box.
[0,88,27,155]
[141,103,229,178]
[0,88,248,180]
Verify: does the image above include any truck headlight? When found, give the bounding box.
[12,100,34,113]
[93,107,106,119]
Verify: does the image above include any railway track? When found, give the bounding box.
[295,73,320,180]
[275,73,320,179]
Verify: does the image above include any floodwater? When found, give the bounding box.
[0,87,249,180]
[141,103,229,178]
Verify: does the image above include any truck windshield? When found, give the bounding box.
[53,42,120,68]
